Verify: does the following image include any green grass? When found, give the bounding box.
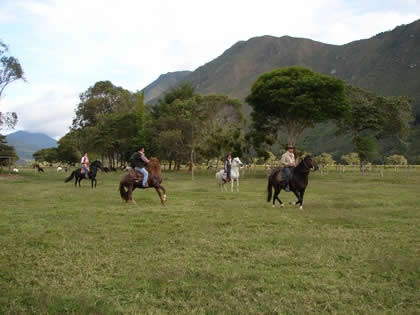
[0,168,419,314]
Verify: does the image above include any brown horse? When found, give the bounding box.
[119,157,167,205]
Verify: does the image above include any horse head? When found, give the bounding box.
[232,157,244,168]
[91,160,103,169]
[147,158,161,175]
[302,155,319,171]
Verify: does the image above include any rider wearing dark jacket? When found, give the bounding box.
[130,146,150,187]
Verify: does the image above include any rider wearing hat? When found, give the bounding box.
[130,146,150,187]
[280,145,296,191]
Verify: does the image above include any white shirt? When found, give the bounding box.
[280,151,295,166]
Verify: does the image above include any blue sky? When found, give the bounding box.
[1,0,419,139]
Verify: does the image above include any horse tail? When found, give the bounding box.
[65,171,75,183]
[119,181,129,201]
[267,177,273,202]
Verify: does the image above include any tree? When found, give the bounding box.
[151,84,244,177]
[337,85,413,163]
[72,81,135,128]
[0,40,26,130]
[56,132,80,164]
[0,134,18,165]
[33,148,58,163]
[246,66,348,149]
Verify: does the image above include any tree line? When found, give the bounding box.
[0,39,414,168]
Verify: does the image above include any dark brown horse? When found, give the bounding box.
[119,157,167,205]
[267,155,318,210]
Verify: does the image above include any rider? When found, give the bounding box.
[80,152,90,179]
[130,146,149,187]
[280,145,296,191]
[224,153,232,182]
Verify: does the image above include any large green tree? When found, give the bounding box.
[337,85,413,162]
[150,84,244,176]
[246,66,348,149]
[0,134,18,165]
[33,148,58,163]
[0,40,25,130]
[72,81,135,128]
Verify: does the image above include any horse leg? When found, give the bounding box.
[158,184,167,204]
[272,185,284,208]
[236,178,239,192]
[298,188,306,210]
[291,190,301,208]
[128,185,135,204]
[231,179,234,192]
[154,186,166,206]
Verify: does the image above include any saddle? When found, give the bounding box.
[271,167,292,182]
[131,170,148,187]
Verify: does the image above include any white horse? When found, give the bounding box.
[57,166,63,172]
[216,157,244,192]
[12,168,19,173]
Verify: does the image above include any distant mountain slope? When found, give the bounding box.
[143,71,192,103]
[6,131,57,161]
[185,20,420,116]
[143,19,420,159]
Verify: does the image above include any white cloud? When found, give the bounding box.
[2,83,79,139]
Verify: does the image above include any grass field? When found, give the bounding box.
[0,167,419,314]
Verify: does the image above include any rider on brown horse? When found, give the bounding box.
[130,146,149,187]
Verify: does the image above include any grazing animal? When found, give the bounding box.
[57,166,63,172]
[12,168,19,173]
[267,155,318,210]
[215,157,244,192]
[34,164,44,172]
[64,160,103,188]
[119,157,166,205]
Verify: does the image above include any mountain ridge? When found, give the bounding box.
[6,130,57,162]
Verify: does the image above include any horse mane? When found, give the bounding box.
[147,158,161,175]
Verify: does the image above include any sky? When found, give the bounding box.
[1,0,419,140]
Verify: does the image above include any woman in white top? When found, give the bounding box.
[80,152,90,179]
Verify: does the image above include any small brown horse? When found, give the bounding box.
[119,157,167,205]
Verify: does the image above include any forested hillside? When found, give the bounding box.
[144,20,420,160]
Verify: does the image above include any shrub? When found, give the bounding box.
[341,153,360,165]
[385,154,408,165]
[315,153,336,166]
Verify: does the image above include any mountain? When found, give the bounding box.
[143,71,192,103]
[6,131,57,162]
[144,19,420,160]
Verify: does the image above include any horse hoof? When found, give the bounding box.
[272,205,275,208]
[299,206,303,210]
[280,204,284,208]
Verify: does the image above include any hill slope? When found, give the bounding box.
[6,131,57,161]
[144,19,420,159]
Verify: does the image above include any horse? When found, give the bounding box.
[215,157,244,192]
[267,155,318,210]
[34,164,44,172]
[64,160,103,188]
[119,157,166,205]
